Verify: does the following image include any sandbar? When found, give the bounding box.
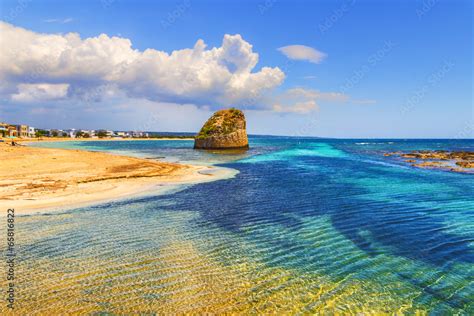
[0,142,234,215]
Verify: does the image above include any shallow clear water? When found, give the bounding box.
[3,137,473,314]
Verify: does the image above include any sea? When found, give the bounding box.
[3,137,473,314]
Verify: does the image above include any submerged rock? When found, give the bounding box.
[384,150,474,174]
[194,108,249,149]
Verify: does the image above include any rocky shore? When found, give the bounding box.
[384,150,474,173]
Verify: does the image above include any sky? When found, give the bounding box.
[0,0,472,138]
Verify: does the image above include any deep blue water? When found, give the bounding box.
[18,137,474,313]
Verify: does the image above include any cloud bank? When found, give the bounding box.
[0,21,285,107]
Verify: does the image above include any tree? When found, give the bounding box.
[35,130,47,138]
[51,130,58,137]
[83,133,90,138]
[75,131,84,138]
[97,130,107,138]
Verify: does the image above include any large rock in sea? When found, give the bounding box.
[194,108,249,149]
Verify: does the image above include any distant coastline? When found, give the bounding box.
[15,136,195,143]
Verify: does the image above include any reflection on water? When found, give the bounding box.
[3,138,473,314]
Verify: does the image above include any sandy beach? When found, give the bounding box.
[0,142,231,215]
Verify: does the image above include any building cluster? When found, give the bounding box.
[0,122,149,139]
[0,123,35,138]
[61,129,150,138]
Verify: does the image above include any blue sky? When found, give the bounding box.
[0,0,472,138]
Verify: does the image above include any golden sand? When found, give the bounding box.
[0,142,224,215]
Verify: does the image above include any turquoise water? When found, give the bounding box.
[5,138,474,314]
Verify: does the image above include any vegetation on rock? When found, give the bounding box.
[196,108,245,139]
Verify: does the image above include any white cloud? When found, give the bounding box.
[285,88,348,102]
[273,100,317,114]
[0,22,285,107]
[11,83,69,102]
[43,18,74,24]
[352,99,377,105]
[272,88,349,113]
[278,45,327,64]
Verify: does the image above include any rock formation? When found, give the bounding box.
[383,150,474,173]
[194,108,249,149]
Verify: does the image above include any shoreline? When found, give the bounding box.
[7,137,195,143]
[0,142,236,216]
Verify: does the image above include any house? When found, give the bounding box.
[28,126,35,138]
[116,131,130,137]
[49,129,62,137]
[7,126,18,137]
[79,130,95,137]
[15,125,29,138]
[131,131,147,138]
[65,129,76,138]
[0,122,8,137]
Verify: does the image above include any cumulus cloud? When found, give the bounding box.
[278,45,327,64]
[272,88,349,113]
[11,83,69,102]
[0,21,285,107]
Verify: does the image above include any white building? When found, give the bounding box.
[65,129,76,138]
[131,131,147,138]
[0,123,7,137]
[49,129,66,137]
[28,126,35,137]
[81,130,92,137]
[116,131,131,137]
